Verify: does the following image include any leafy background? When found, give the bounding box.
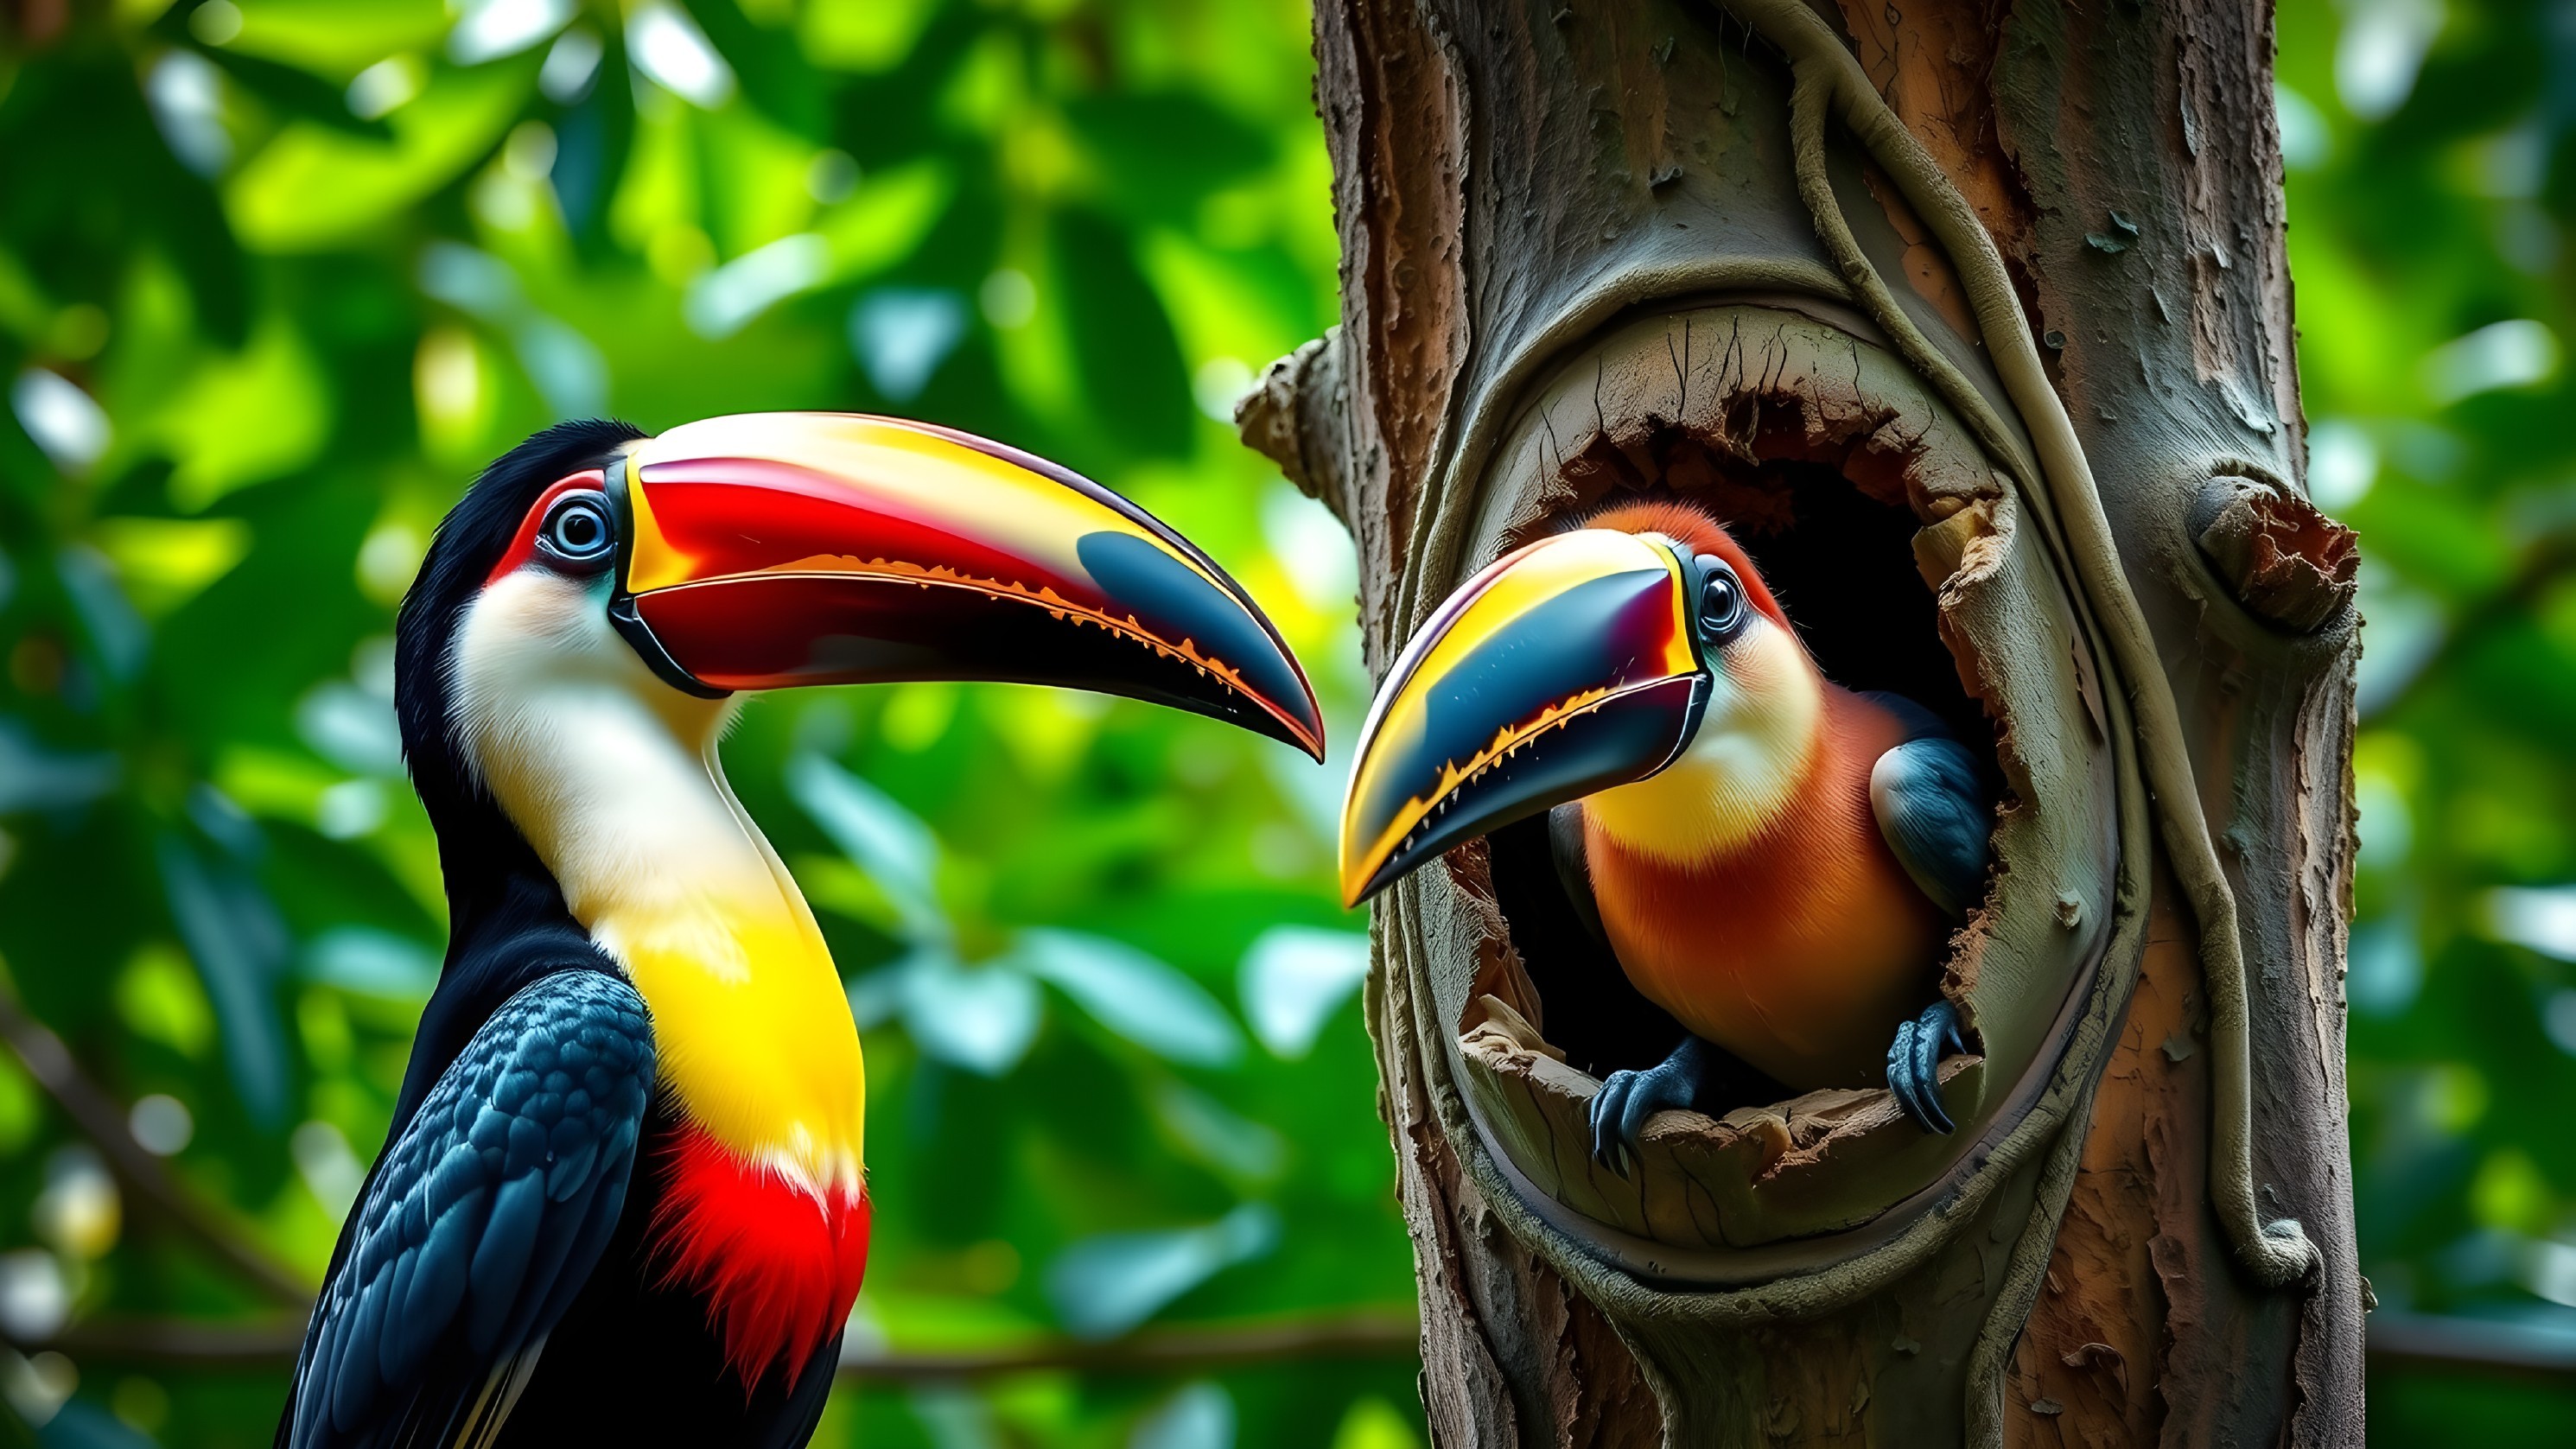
[2279,0,2576,1439]
[0,0,2569,1445]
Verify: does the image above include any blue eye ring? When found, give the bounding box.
[537,490,617,571]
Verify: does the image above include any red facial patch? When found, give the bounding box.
[1581,499,1790,628]
[484,469,610,587]
[649,1124,870,1393]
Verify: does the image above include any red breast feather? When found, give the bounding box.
[651,1124,869,1391]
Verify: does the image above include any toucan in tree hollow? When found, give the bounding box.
[1338,499,1989,1168]
[277,413,1323,1448]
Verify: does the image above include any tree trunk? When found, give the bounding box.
[1237,0,2365,1443]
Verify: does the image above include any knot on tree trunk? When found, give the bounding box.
[2190,473,2360,633]
[1236,331,1351,520]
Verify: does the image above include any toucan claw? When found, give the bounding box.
[1886,999,1965,1134]
[1586,1033,1732,1178]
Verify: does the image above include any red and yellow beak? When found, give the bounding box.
[605,413,1325,759]
[1339,530,1710,906]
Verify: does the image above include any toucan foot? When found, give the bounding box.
[1587,1035,1729,1178]
[1886,998,1965,1134]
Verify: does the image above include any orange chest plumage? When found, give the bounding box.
[648,1122,870,1389]
[1585,696,1947,1090]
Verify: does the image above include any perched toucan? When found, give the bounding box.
[277,414,1323,1448]
[1338,500,1989,1166]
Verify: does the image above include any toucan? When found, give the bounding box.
[1337,499,1989,1168]
[276,414,1323,1448]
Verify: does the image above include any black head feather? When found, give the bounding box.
[394,417,647,942]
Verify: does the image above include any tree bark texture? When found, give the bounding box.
[1238,0,2365,1444]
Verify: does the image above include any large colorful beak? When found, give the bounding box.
[1339,530,1709,906]
[607,413,1324,759]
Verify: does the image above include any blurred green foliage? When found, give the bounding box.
[2277,0,2576,1436]
[5,0,2576,1444]
[0,1,1410,1445]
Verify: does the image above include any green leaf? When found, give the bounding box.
[224,59,534,251]
[194,45,393,140]
[1056,206,1193,459]
[799,0,941,74]
[220,0,450,79]
[1010,928,1245,1067]
[1046,1203,1280,1339]
[817,157,952,280]
[153,315,331,510]
[87,517,252,614]
[1065,92,1273,225]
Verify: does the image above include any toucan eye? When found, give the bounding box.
[537,492,616,572]
[1696,556,1746,639]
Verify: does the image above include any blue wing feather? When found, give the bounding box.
[284,969,652,1449]
[1867,726,1993,919]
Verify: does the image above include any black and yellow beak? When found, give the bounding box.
[605,412,1325,759]
[1339,530,1711,906]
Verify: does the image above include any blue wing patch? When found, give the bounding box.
[1868,734,1993,918]
[284,970,652,1449]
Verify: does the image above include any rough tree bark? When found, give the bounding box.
[1238,0,2363,1444]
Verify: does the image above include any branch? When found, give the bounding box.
[2367,1312,2576,1382]
[0,990,316,1309]
[30,1309,2576,1387]
[14,1317,308,1370]
[835,1312,1420,1382]
[0,978,1409,1382]
[2361,531,2576,723]
[7,1311,1422,1382]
